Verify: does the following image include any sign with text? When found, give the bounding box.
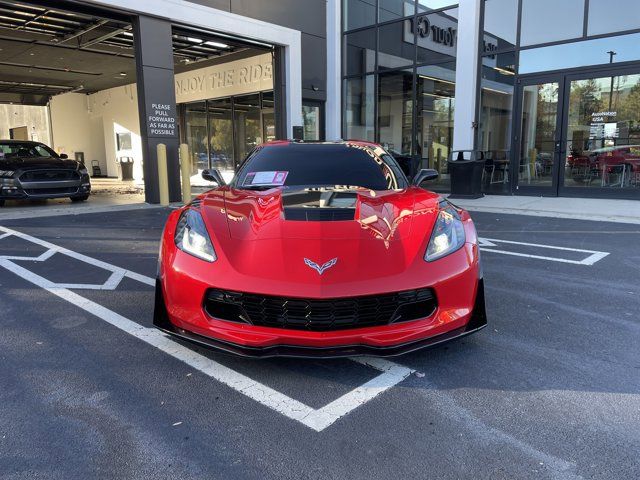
[147,102,176,138]
[174,53,273,104]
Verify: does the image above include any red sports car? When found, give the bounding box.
[154,141,486,358]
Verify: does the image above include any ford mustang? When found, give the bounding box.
[0,140,91,206]
[154,141,486,358]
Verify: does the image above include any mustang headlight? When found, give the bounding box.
[174,209,216,262]
[425,205,466,262]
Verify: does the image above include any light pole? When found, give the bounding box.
[607,50,617,110]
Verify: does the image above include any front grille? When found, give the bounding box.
[204,288,437,331]
[24,187,78,195]
[20,170,79,182]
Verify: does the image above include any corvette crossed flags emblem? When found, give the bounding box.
[303,257,338,275]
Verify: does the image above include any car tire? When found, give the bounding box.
[70,195,89,202]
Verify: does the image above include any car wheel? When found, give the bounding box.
[70,195,89,202]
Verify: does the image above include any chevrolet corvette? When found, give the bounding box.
[154,140,486,358]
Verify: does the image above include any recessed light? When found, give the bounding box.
[204,40,229,49]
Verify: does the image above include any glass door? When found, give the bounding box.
[514,76,564,195]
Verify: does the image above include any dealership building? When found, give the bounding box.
[1,0,639,202]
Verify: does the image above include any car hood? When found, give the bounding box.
[197,186,443,282]
[0,156,79,170]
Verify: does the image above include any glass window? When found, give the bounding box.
[519,32,640,74]
[345,28,376,76]
[564,74,640,189]
[344,75,375,141]
[416,63,455,191]
[483,0,517,51]
[261,91,276,143]
[208,98,234,176]
[588,0,640,36]
[344,0,377,31]
[378,69,414,155]
[417,0,458,13]
[477,53,515,194]
[184,102,208,177]
[415,9,458,64]
[236,144,405,191]
[379,0,415,22]
[378,20,415,70]
[233,94,262,163]
[520,0,584,47]
[302,103,322,140]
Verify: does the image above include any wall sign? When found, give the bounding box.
[147,102,177,137]
[174,53,274,104]
[405,14,458,56]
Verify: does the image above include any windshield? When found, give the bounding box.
[0,142,57,159]
[234,143,408,190]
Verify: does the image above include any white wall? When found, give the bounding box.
[88,84,142,181]
[50,93,95,165]
[50,85,142,181]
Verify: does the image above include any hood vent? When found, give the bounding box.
[283,207,355,222]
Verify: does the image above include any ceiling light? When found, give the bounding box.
[187,37,203,43]
[204,40,229,49]
[119,72,127,76]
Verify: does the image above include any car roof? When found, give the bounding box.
[261,140,381,148]
[0,140,42,145]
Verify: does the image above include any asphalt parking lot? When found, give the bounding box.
[0,207,638,480]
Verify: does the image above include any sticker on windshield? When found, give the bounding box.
[245,171,289,186]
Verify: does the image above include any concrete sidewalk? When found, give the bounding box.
[448,194,640,224]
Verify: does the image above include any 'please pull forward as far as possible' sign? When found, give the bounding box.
[148,103,176,137]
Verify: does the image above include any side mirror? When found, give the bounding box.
[412,168,439,186]
[59,153,68,159]
[202,168,226,185]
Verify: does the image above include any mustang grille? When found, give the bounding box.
[20,170,79,182]
[204,288,437,331]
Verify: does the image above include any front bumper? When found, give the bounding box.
[153,278,487,359]
[0,174,90,199]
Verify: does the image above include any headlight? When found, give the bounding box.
[174,209,216,262]
[425,205,466,262]
[0,170,14,177]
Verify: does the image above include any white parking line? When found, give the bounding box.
[478,237,610,265]
[0,225,414,432]
[0,226,154,288]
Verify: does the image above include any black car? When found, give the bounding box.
[0,140,91,206]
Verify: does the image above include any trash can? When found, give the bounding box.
[447,150,484,199]
[118,156,134,181]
